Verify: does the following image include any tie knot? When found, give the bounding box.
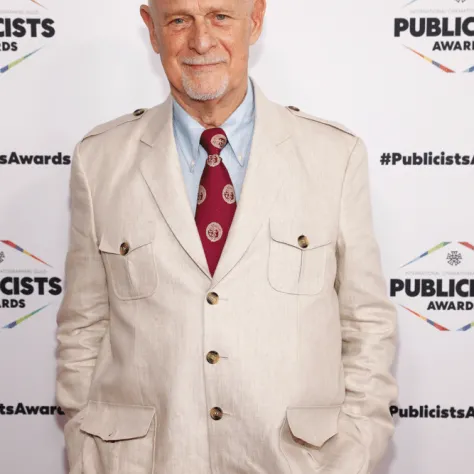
[200,128,228,155]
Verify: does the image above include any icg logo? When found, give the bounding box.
[0,0,56,75]
[390,241,474,331]
[0,240,62,330]
[394,0,474,73]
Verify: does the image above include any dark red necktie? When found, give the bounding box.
[195,128,237,276]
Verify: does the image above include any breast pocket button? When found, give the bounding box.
[298,235,309,249]
[120,241,130,256]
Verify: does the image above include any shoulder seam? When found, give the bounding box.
[81,108,148,142]
[286,106,355,137]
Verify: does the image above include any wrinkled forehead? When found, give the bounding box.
[152,0,253,16]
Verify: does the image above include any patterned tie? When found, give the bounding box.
[195,128,237,276]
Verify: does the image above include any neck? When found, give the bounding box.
[171,76,249,129]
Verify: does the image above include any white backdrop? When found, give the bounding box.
[1,0,474,473]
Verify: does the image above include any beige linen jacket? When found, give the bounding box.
[56,80,397,474]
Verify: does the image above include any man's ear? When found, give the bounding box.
[249,0,266,46]
[140,4,160,54]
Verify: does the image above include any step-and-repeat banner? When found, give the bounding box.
[1,0,473,472]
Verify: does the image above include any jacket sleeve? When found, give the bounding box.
[335,137,398,473]
[56,142,110,471]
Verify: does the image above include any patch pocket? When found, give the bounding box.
[99,223,157,300]
[268,219,331,295]
[80,401,156,474]
[282,405,366,474]
[280,405,340,473]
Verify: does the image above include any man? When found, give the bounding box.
[56,0,397,473]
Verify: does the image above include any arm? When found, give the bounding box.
[56,142,109,471]
[335,138,398,473]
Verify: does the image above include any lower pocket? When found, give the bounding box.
[280,405,366,474]
[80,401,156,474]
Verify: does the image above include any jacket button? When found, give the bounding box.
[210,407,223,420]
[206,292,219,305]
[288,105,300,112]
[120,241,130,256]
[298,235,309,249]
[133,108,146,117]
[206,351,220,364]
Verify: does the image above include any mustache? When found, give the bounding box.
[181,56,227,65]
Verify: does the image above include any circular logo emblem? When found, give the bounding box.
[197,185,207,205]
[211,134,227,150]
[222,184,236,204]
[207,154,221,167]
[206,222,224,242]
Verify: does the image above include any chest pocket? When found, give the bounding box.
[268,219,332,295]
[99,223,158,300]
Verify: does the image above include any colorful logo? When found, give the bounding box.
[391,241,474,331]
[0,1,55,77]
[395,0,474,73]
[0,240,62,330]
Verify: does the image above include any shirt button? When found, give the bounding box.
[298,235,309,249]
[120,241,130,256]
[206,351,220,364]
[210,407,223,420]
[207,292,219,305]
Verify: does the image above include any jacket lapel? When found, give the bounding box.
[138,96,212,280]
[138,81,291,286]
[210,82,291,287]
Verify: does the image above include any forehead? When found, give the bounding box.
[154,0,252,15]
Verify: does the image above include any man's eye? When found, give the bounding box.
[215,14,228,21]
[172,18,185,25]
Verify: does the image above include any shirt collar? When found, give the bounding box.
[172,77,255,172]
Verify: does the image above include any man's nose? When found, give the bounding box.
[189,18,217,54]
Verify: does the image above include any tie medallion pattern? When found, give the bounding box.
[197,185,207,205]
[195,128,237,276]
[222,184,236,204]
[207,154,222,167]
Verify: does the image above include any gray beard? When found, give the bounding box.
[181,73,230,101]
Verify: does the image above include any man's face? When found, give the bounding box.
[141,0,265,101]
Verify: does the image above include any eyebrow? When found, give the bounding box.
[161,7,236,19]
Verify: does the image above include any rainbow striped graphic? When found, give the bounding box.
[457,322,474,332]
[464,65,474,73]
[401,241,451,268]
[30,0,46,8]
[459,242,474,251]
[402,241,474,268]
[1,305,50,329]
[400,305,450,331]
[404,47,456,73]
[0,240,51,267]
[0,48,42,75]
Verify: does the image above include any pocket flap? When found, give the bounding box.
[80,401,156,441]
[269,219,331,250]
[286,405,341,448]
[99,222,155,255]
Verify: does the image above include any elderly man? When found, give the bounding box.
[56,0,397,473]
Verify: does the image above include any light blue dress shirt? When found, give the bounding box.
[172,79,256,216]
